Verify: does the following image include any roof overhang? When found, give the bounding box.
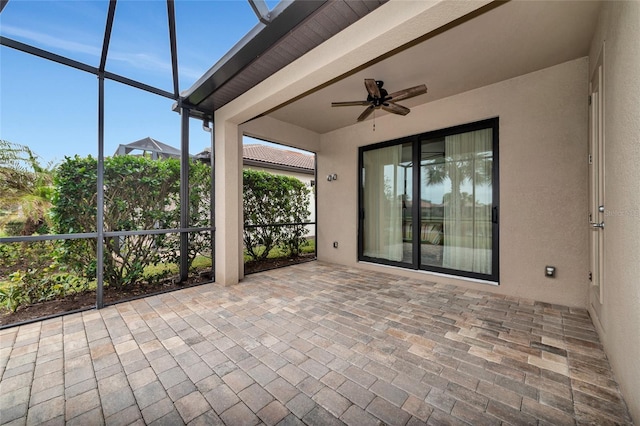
[180,0,388,118]
[243,158,314,175]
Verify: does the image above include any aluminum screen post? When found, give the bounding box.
[202,118,215,280]
[96,74,105,308]
[210,121,215,280]
[180,106,190,282]
[95,1,114,309]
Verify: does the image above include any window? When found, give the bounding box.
[359,118,499,282]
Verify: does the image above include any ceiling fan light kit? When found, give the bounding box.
[331,78,427,123]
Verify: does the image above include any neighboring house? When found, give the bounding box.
[195,143,317,236]
[177,1,640,421]
[114,137,183,160]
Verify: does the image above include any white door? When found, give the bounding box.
[589,46,605,321]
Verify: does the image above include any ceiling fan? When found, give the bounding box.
[331,79,427,122]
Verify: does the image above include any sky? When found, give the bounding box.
[0,0,285,166]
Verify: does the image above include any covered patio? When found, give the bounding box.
[1,262,632,425]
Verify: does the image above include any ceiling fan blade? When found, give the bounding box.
[331,101,370,107]
[387,84,427,102]
[364,79,381,98]
[381,102,410,116]
[357,105,375,121]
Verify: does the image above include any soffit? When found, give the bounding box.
[267,0,602,134]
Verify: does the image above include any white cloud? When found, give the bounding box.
[108,51,172,73]
[178,64,206,81]
[1,24,100,57]
[2,23,206,84]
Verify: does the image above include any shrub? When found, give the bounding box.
[243,170,310,261]
[0,241,59,281]
[51,155,211,288]
[160,157,212,272]
[0,269,89,313]
[0,281,26,313]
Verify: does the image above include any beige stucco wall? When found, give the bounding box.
[242,116,321,154]
[317,58,589,308]
[587,1,640,422]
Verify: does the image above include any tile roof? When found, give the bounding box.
[243,144,314,172]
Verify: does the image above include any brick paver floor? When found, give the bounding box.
[0,261,634,425]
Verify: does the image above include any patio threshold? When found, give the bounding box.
[0,261,633,425]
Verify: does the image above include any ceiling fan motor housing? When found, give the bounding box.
[368,80,389,107]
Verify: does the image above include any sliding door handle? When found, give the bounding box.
[492,206,499,224]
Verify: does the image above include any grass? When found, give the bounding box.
[244,239,315,262]
[142,255,212,282]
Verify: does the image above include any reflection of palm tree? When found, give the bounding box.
[423,153,492,203]
[421,132,494,272]
[423,151,492,249]
[0,140,54,235]
[442,191,474,206]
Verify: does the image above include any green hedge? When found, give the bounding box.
[51,155,211,288]
[243,169,311,261]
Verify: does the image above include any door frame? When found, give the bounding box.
[589,43,605,319]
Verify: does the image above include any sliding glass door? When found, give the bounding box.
[359,119,499,282]
[361,143,413,264]
[421,127,494,275]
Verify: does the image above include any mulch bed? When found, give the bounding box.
[0,255,315,328]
